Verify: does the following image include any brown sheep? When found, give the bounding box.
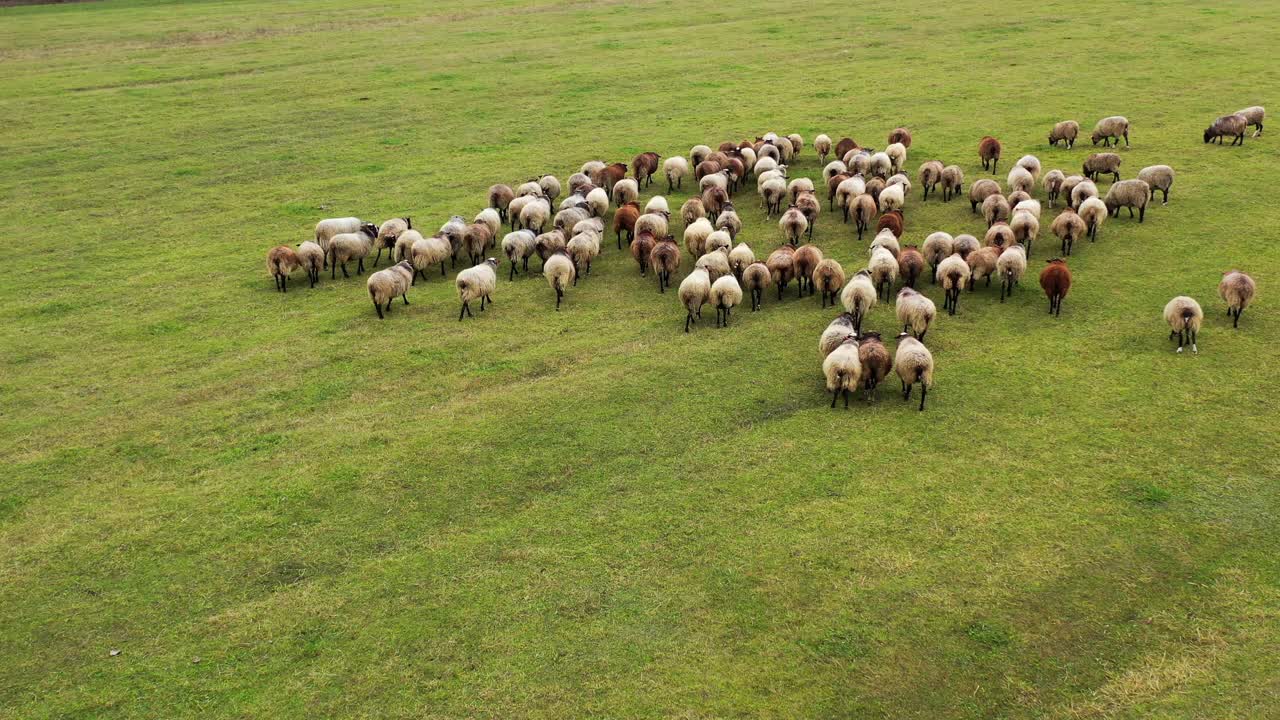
[898,246,925,289]
[631,229,656,276]
[648,235,681,293]
[631,152,661,187]
[1050,207,1086,256]
[984,222,1015,249]
[853,194,878,241]
[966,245,1001,290]
[858,332,893,402]
[1218,270,1257,328]
[877,210,904,238]
[612,202,641,249]
[793,244,824,297]
[969,178,1001,214]
[1039,258,1071,317]
[766,245,797,300]
[918,160,944,201]
[887,127,912,148]
[813,258,846,308]
[1048,120,1080,148]
[979,136,1002,174]
[488,185,514,222]
[266,245,300,292]
[834,137,858,160]
[795,191,821,240]
[1204,114,1248,145]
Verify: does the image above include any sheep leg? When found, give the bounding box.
[458,302,466,321]
[357,258,365,274]
[831,387,839,408]
[1176,329,1184,351]
[373,248,382,267]
[1191,328,1198,353]
[402,293,409,306]
[374,301,383,319]
[555,288,562,311]
[844,388,850,409]
[1139,206,1145,222]
[684,312,692,333]
[918,328,927,343]
[341,262,350,278]
[479,296,485,311]
[509,263,516,282]
[1162,188,1169,204]
[918,386,927,411]
[1234,308,1241,328]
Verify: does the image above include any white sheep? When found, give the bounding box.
[296,240,324,288]
[893,334,934,411]
[366,261,414,319]
[841,270,877,337]
[870,151,893,178]
[710,274,743,327]
[645,195,670,215]
[823,336,863,408]
[679,267,712,332]
[819,312,857,358]
[543,251,576,310]
[410,233,451,282]
[814,133,833,162]
[612,178,639,207]
[937,252,971,315]
[374,217,410,267]
[921,232,954,282]
[761,177,788,216]
[878,183,905,213]
[895,287,936,341]
[684,218,714,258]
[690,145,713,167]
[328,223,378,278]
[885,142,907,173]
[1137,165,1175,205]
[1015,155,1042,181]
[1077,197,1108,242]
[586,187,610,217]
[455,258,498,321]
[314,217,364,261]
[996,243,1026,302]
[1164,296,1203,353]
[696,249,731,283]
[501,229,538,281]
[566,230,601,278]
[266,245,300,292]
[869,246,898,300]
[1219,270,1257,328]
[705,229,732,256]
[519,198,552,234]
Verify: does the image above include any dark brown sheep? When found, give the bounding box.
[979,136,1002,174]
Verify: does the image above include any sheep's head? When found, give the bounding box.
[859,331,883,345]
[1203,128,1214,143]
[1090,130,1104,145]
[485,258,499,267]
[360,222,378,238]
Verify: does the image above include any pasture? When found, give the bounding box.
[2,0,1279,717]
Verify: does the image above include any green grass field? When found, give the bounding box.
[3,1,1280,717]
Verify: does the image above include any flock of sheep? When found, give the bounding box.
[264,109,1264,409]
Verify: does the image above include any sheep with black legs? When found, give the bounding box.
[1040,258,1071,317]
[1219,270,1256,328]
[922,232,954,283]
[813,258,846,308]
[1164,296,1203,353]
[969,179,1000,213]
[852,194,877,240]
[374,217,411,267]
[937,253,970,315]
[366,260,414,319]
[823,335,862,409]
[841,270,877,337]
[455,258,498,321]
[1235,106,1265,136]
[501,229,538,281]
[979,136,1002,173]
[1137,165,1175,204]
[742,262,772,311]
[983,193,1011,227]
[898,245,925,288]
[1091,116,1130,147]
[410,233,451,282]
[296,241,324,288]
[894,333,934,411]
[1049,120,1079,148]
[815,134,833,163]
[919,160,944,201]
[1104,179,1150,222]
[953,234,979,259]
[328,223,378,278]
[1078,197,1107,242]
[679,267,711,332]
[1044,170,1066,207]
[793,244,823,297]
[996,243,1026,302]
[710,274,743,327]
[1071,179,1099,210]
[820,313,857,358]
[1083,153,1122,183]
[856,332,893,402]
[1007,165,1034,196]
[267,246,300,292]
[869,246,898,301]
[649,235,681,293]
[663,156,689,193]
[1203,114,1247,146]
[942,165,964,202]
[1051,207,1086,256]
[696,249,731,283]
[543,251,575,310]
[895,287,935,341]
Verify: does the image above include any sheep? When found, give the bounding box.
[690,145,713,167]
[1051,206,1087,256]
[679,267,712,332]
[766,244,797,300]
[794,192,821,239]
[728,242,755,280]
[827,172,850,209]
[573,216,604,240]
[793,244,824,297]
[1013,198,1041,218]
[984,222,1016,250]
[681,197,706,226]
[596,162,628,193]
[649,235,681,293]
[1016,154,1042,182]
[876,211,903,240]
[314,217,364,263]
[979,136,1002,173]
[1071,179,1099,210]
[942,165,964,202]
[888,127,913,148]
[696,249,731,283]
[1164,296,1203,353]
[937,252,971,315]
[702,186,729,222]
[266,245,301,292]
[823,335,863,409]
[644,195,669,216]
[328,223,378,278]
[497,228,537,281]
[374,217,411,267]
[893,333,935,411]
[918,160,944,201]
[474,208,501,238]
[953,234,980,260]
[848,150,872,175]
[581,160,606,177]
[895,287,936,341]
[296,240,324,288]
[739,146,757,174]
[705,229,733,256]
[742,262,772,311]
[710,274,743,327]
[586,187,610,218]
[755,156,780,176]
[1077,197,1108,242]
[852,194,877,241]
[815,134,833,163]
[1219,270,1256,328]
[886,173,913,197]
[1007,190,1031,210]
[533,230,567,269]
[779,206,808,245]
[1044,169,1066,207]
[658,156,689,194]
[364,260,414,319]
[787,133,804,156]
[700,170,729,195]
[812,258,846,308]
[631,152,660,188]
[508,196,538,231]
[834,137,858,160]
[785,177,814,204]
[519,198,552,234]
[897,245,925,289]
[566,230,601,278]
[1039,258,1071,317]
[885,142,907,174]
[463,222,494,266]
[969,178,1001,214]
[835,176,866,217]
[715,204,742,239]
[996,243,1027,303]
[1092,115,1130,147]
[410,233,451,282]
[967,245,1000,291]
[870,228,901,259]
[612,178,639,208]
[760,176,788,217]
[568,173,592,195]
[1235,106,1265,136]
[537,175,561,206]
[1137,165,1175,204]
[1007,165,1034,196]
[516,180,544,199]
[921,232,954,283]
[1104,179,1151,222]
[869,152,893,179]
[612,202,641,249]
[855,332,894,402]
[683,218,715,259]
[1082,153,1122,183]
[696,159,723,183]
[455,258,498,321]
[543,251,576,310]
[394,227,422,264]
[635,211,671,245]
[1009,211,1039,253]
[823,161,849,185]
[841,270,877,337]
[982,193,1011,227]
[1049,120,1080,148]
[879,183,905,214]
[865,177,886,205]
[820,313,858,358]
[869,246,898,301]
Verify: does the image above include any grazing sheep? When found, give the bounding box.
[1219,270,1257,328]
[942,165,964,202]
[919,160,944,201]
[1039,258,1071,317]
[1049,120,1080,148]
[296,240,324,288]
[1235,106,1265,136]
[1077,197,1108,242]
[888,127,913,148]
[328,223,378,278]
[519,198,552,234]
[813,258,846,308]
[820,313,858,358]
[374,217,411,267]
[1051,206,1087,255]
[710,274,743,327]
[679,267,712,332]
[876,211,903,240]
[586,187,610,218]
[501,229,538,281]
[1164,296,1203,353]
[314,217,364,263]
[1071,179,1099,209]
[766,245,797,300]
[871,228,901,259]
[410,233,451,282]
[823,336,863,409]
[729,242,755,280]
[937,253,970,315]
[663,156,690,193]
[681,197,706,226]
[1083,152,1122,183]
[984,222,1016,250]
[982,193,1011,227]
[841,270,878,337]
[967,246,1001,292]
[684,218,715,258]
[463,222,494,266]
[879,183,905,214]
[953,234,980,260]
[885,142,907,174]
[870,152,893,179]
[649,235,681,293]
[566,230,601,278]
[979,136,1002,173]
[266,245,300,292]
[793,244,824,297]
[1044,170,1066,207]
[696,249,731,283]
[742,261,772,311]
[898,245,925,289]
[1091,116,1130,147]
[779,206,808,245]
[705,229,733,256]
[969,178,1001,213]
[922,232,954,283]
[893,334,934,411]
[1007,165,1034,195]
[1009,211,1039,252]
[895,287,936,341]
[1104,179,1151,222]
[815,134,833,163]
[852,194,878,241]
[636,211,672,246]
[869,246,898,301]
[1137,165,1175,204]
[543,251,576,310]
[366,260,414,319]
[996,243,1027,303]
[455,258,498,321]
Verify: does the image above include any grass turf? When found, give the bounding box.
[2,0,1279,717]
